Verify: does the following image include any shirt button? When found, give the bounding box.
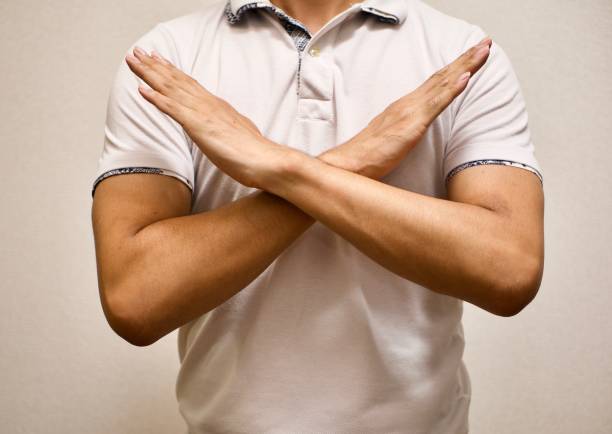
[308,46,321,57]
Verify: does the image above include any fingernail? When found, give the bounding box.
[477,37,491,46]
[133,46,147,56]
[138,85,152,94]
[457,71,471,84]
[476,44,490,56]
[126,53,141,64]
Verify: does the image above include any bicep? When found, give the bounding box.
[91,172,192,296]
[446,163,544,260]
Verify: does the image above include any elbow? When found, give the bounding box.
[119,326,158,347]
[102,288,158,347]
[490,291,535,318]
[489,253,544,317]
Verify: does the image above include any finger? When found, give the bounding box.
[417,37,492,96]
[150,50,171,66]
[449,37,492,81]
[128,46,168,90]
[420,40,493,122]
[126,47,204,105]
[141,47,213,99]
[137,84,195,127]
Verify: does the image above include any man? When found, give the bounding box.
[90,0,545,432]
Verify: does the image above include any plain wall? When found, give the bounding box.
[1,0,610,432]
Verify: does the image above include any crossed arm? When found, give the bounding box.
[92,39,544,346]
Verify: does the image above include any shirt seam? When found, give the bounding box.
[445,159,544,186]
[91,166,193,198]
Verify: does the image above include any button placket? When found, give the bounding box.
[297,44,334,123]
[299,49,332,98]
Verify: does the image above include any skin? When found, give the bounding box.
[92,28,544,346]
[268,0,359,35]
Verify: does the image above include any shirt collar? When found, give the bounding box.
[226,0,407,25]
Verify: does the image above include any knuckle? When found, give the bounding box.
[428,94,443,110]
[430,68,447,81]
[141,59,155,70]
[163,98,178,111]
[465,46,478,57]
[147,89,159,100]
[169,70,182,80]
[159,80,173,92]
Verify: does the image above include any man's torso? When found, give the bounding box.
[169,1,475,432]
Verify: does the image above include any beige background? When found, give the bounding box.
[1,0,611,432]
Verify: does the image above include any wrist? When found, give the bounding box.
[318,147,361,174]
[257,141,311,196]
[318,149,347,169]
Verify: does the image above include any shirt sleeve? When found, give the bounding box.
[91,23,195,198]
[443,27,544,188]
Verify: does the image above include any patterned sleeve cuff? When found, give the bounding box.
[445,159,543,186]
[91,167,193,198]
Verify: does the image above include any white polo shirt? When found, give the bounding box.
[92,0,544,432]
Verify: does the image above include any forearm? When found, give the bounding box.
[112,152,349,345]
[265,152,537,316]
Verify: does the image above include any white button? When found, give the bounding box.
[308,46,321,57]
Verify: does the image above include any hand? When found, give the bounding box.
[125,47,295,189]
[319,37,494,180]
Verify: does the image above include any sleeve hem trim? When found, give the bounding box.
[91,166,193,198]
[445,159,543,185]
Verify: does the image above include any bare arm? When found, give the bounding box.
[263,153,545,318]
[93,157,326,347]
[93,38,494,346]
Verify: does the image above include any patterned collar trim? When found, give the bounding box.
[225,0,407,25]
